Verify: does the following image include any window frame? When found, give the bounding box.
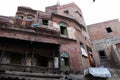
[98,50,107,60]
[61,52,69,66]
[59,21,68,37]
[17,15,23,20]
[26,17,33,21]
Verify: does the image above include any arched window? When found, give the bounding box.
[16,13,24,20]
[17,15,24,20]
[59,21,68,37]
[26,16,33,21]
[61,52,70,71]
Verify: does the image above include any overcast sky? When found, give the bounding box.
[0,0,120,25]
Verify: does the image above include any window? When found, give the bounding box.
[61,52,70,71]
[64,10,69,14]
[17,15,23,20]
[99,50,107,60]
[61,52,69,66]
[64,58,69,66]
[59,22,68,37]
[42,20,48,25]
[106,27,112,33]
[60,26,67,35]
[83,26,86,32]
[80,42,84,48]
[26,17,33,21]
[76,11,82,17]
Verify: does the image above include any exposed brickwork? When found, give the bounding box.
[87,19,120,68]
[52,12,92,70]
[60,42,81,71]
[88,19,120,41]
[46,2,86,26]
[0,3,95,73]
[1,2,120,80]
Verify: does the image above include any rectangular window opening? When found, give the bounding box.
[106,27,112,33]
[64,58,69,66]
[60,26,68,36]
[99,50,107,60]
[17,15,23,20]
[26,17,33,21]
[42,20,48,25]
[76,11,82,17]
[64,10,69,14]
[83,26,86,32]
[80,42,84,48]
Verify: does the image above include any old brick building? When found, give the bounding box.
[0,3,96,79]
[88,19,120,68]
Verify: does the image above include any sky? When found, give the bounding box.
[0,0,120,25]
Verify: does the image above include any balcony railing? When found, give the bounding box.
[0,63,60,74]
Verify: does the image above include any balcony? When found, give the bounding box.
[0,37,61,75]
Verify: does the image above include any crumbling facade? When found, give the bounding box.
[1,2,120,80]
[0,3,96,79]
[88,19,120,68]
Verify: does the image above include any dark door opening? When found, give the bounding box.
[99,50,107,60]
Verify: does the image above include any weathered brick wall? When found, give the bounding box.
[57,3,86,26]
[52,13,90,41]
[0,2,98,71]
[88,19,120,67]
[60,42,82,71]
[52,13,80,40]
[88,19,120,41]
[46,3,86,26]
[52,13,93,70]
[52,16,82,71]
